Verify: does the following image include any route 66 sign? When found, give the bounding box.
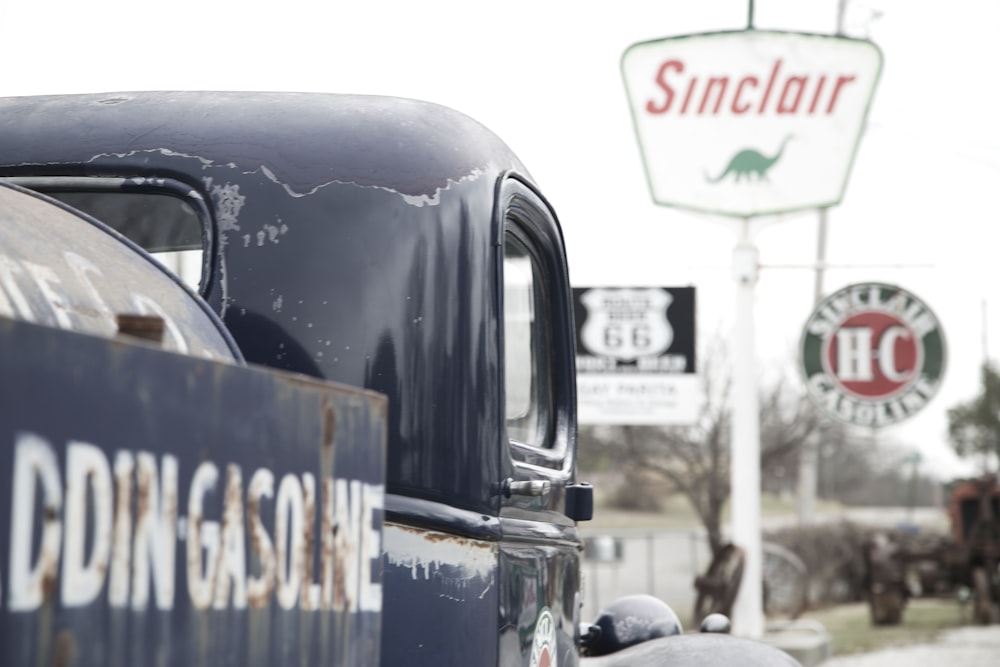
[574,287,697,425]
[580,288,673,360]
[573,287,695,373]
[799,282,946,427]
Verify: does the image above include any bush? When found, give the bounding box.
[766,521,877,606]
[607,469,669,512]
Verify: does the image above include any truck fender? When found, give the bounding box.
[580,633,802,667]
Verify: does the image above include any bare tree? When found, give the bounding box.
[583,350,822,558]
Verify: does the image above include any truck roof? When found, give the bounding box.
[0,90,528,197]
[0,91,570,517]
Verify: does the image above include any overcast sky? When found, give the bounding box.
[2,0,997,478]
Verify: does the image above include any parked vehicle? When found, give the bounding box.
[0,91,800,666]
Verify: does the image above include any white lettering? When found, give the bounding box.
[213,465,247,610]
[186,462,220,610]
[24,261,74,329]
[108,451,134,607]
[61,441,113,607]
[835,327,873,381]
[275,474,304,610]
[300,473,320,610]
[334,479,362,611]
[5,437,383,614]
[0,255,33,321]
[246,469,276,607]
[877,325,912,382]
[8,434,63,611]
[360,483,383,612]
[133,453,177,610]
[64,251,114,327]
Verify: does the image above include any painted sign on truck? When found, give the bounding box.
[621,30,882,217]
[0,317,387,667]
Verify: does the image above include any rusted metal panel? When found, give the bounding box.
[0,316,387,667]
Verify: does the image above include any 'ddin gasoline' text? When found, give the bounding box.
[3,433,382,614]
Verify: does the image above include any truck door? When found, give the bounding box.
[497,176,584,667]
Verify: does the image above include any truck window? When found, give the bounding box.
[3,177,208,291]
[46,191,204,290]
[503,230,551,447]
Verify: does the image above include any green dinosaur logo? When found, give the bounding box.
[705,135,794,184]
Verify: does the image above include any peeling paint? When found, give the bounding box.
[210,183,245,233]
[259,161,486,207]
[383,523,496,583]
[85,148,215,167]
[202,178,245,318]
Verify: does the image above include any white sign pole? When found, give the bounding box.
[730,221,763,637]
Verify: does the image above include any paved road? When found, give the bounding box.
[823,626,1000,667]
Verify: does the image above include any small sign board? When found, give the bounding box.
[574,287,699,425]
[621,30,882,217]
[799,282,946,427]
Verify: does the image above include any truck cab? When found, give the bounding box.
[0,91,586,665]
[0,91,800,666]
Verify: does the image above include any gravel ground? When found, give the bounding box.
[823,626,1000,667]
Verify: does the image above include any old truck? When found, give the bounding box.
[0,91,799,666]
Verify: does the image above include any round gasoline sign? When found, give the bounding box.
[799,282,946,427]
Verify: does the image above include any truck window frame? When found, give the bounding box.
[499,176,576,472]
[0,176,213,293]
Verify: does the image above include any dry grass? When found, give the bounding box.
[797,597,970,655]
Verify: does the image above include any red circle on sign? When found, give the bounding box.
[823,310,919,399]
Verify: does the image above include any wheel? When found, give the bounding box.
[693,543,745,624]
[868,587,904,625]
[972,567,995,625]
[762,542,809,619]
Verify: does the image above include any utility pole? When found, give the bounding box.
[798,0,849,526]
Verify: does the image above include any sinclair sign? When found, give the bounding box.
[799,283,946,427]
[621,30,882,217]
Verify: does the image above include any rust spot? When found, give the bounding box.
[41,561,59,602]
[301,474,316,610]
[51,630,77,667]
[246,492,267,608]
[212,465,243,607]
[322,402,337,452]
[247,492,263,554]
[109,455,134,605]
[135,463,151,529]
[334,550,347,611]
[403,525,481,549]
[186,510,206,609]
[116,313,165,343]
[321,476,335,609]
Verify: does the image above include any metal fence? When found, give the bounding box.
[580,528,711,624]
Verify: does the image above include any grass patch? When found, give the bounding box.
[798,598,969,655]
